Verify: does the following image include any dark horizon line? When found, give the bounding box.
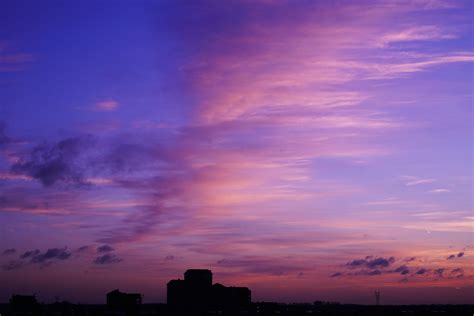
[3,299,474,306]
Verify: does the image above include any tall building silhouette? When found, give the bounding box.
[167,269,251,312]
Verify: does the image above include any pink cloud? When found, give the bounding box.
[94,100,119,112]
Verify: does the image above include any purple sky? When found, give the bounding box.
[0,0,472,304]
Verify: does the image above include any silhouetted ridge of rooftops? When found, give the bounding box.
[107,289,142,310]
[167,269,251,311]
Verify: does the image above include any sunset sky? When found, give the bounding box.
[0,0,472,305]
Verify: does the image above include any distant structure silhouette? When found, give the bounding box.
[167,269,251,313]
[375,291,381,306]
[9,294,40,314]
[107,289,142,311]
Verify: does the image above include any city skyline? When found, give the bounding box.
[0,0,472,305]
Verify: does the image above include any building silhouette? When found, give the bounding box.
[9,294,40,315]
[167,269,251,312]
[106,289,142,310]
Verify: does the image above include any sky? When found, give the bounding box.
[0,0,472,305]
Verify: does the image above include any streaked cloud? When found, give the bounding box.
[401,175,436,186]
[427,188,451,194]
[94,100,119,112]
[378,25,456,47]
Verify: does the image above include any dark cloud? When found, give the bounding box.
[11,136,94,187]
[77,245,90,252]
[447,252,464,260]
[335,256,398,278]
[394,265,410,275]
[30,247,71,263]
[2,261,23,271]
[93,254,122,265]
[415,268,427,275]
[1,248,16,256]
[4,129,185,244]
[164,255,176,261]
[97,245,114,253]
[346,256,395,269]
[331,272,343,277]
[347,259,366,267]
[20,249,40,259]
[450,268,464,278]
[434,268,445,277]
[367,269,382,276]
[368,257,394,269]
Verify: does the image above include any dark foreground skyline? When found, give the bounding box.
[1,0,473,305]
[2,268,474,316]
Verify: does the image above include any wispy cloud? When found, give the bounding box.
[1,248,16,256]
[378,25,456,47]
[401,175,436,186]
[0,43,33,72]
[427,188,450,194]
[93,100,119,112]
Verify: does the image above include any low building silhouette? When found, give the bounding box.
[106,289,142,310]
[167,269,251,312]
[9,294,40,315]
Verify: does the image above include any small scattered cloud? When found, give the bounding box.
[93,254,122,265]
[368,269,382,276]
[450,268,464,278]
[164,255,176,261]
[427,188,450,194]
[94,100,119,112]
[97,245,114,253]
[346,256,395,269]
[365,197,406,206]
[447,252,465,260]
[2,261,23,271]
[415,268,428,275]
[401,175,436,186]
[3,246,85,271]
[1,248,16,256]
[77,245,90,252]
[30,247,71,263]
[20,249,40,259]
[394,265,410,275]
[334,256,398,278]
